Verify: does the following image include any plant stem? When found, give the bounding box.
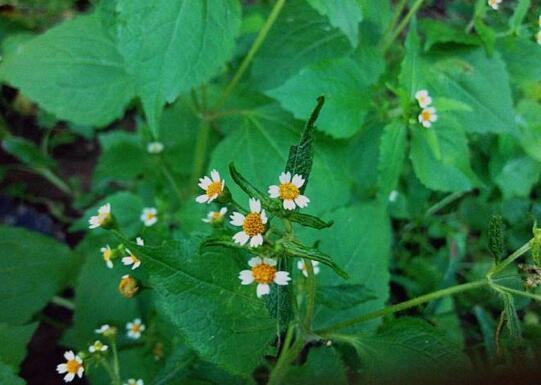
[303,259,316,332]
[488,239,532,278]
[382,0,426,52]
[50,295,75,310]
[37,167,73,195]
[268,334,305,385]
[316,279,488,334]
[214,0,286,110]
[496,285,541,302]
[384,0,408,39]
[189,121,211,195]
[158,158,183,203]
[110,340,121,385]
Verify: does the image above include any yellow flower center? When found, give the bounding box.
[98,212,110,225]
[102,249,112,261]
[252,263,276,284]
[66,359,81,374]
[421,110,431,121]
[131,324,141,333]
[145,212,156,220]
[243,213,265,236]
[206,181,222,197]
[211,211,222,221]
[279,182,300,200]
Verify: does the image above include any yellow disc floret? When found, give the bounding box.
[279,182,300,200]
[66,359,82,375]
[252,263,276,284]
[206,181,222,198]
[243,213,265,236]
[421,110,431,121]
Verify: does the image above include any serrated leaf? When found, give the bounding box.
[0,322,38,370]
[377,121,407,200]
[0,13,135,127]
[264,277,294,332]
[399,18,421,99]
[306,0,363,47]
[317,284,377,310]
[282,239,348,279]
[501,292,522,340]
[285,212,333,229]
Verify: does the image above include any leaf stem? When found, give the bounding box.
[303,259,316,332]
[268,332,305,385]
[488,239,532,278]
[189,121,211,195]
[214,0,286,110]
[158,158,183,203]
[110,340,121,385]
[382,0,426,52]
[495,285,541,302]
[37,167,73,195]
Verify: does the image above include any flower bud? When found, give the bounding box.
[118,274,139,298]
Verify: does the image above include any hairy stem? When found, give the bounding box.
[268,333,305,385]
[303,259,316,332]
[382,0,426,52]
[111,340,121,385]
[488,239,532,278]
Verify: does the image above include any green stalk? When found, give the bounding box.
[316,279,488,334]
[488,240,532,278]
[214,0,286,110]
[158,158,183,203]
[110,340,121,385]
[268,334,305,385]
[190,122,211,195]
[382,0,426,52]
[496,285,541,302]
[303,259,316,332]
[37,167,73,195]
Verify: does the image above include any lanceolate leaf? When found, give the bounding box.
[377,121,407,201]
[286,211,333,229]
[282,239,348,279]
[229,162,273,206]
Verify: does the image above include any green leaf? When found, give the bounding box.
[228,162,272,206]
[285,212,333,229]
[306,0,363,47]
[377,121,407,200]
[252,0,352,90]
[282,240,348,279]
[0,362,24,385]
[264,279,294,332]
[130,239,275,376]
[0,322,38,370]
[115,0,241,133]
[399,18,421,99]
[346,318,471,383]
[501,292,522,340]
[267,58,370,138]
[283,346,348,385]
[0,226,73,325]
[0,13,135,127]
[516,99,541,162]
[419,19,480,50]
[317,284,377,310]
[497,37,541,87]
[2,136,55,169]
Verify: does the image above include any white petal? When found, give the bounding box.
[64,372,75,382]
[256,283,271,298]
[89,346,95,353]
[292,174,305,188]
[132,260,141,269]
[198,176,212,189]
[136,237,144,246]
[283,199,296,210]
[64,351,75,361]
[239,270,255,285]
[99,203,111,214]
[229,212,245,226]
[294,195,310,208]
[279,172,291,184]
[233,231,249,246]
[260,209,268,224]
[422,120,431,128]
[249,198,261,213]
[219,207,228,215]
[274,271,291,285]
[268,185,280,198]
[77,367,84,377]
[297,260,305,270]
[57,364,67,373]
[207,194,218,203]
[250,234,264,248]
[430,113,438,122]
[122,257,133,266]
[196,194,209,203]
[264,257,277,266]
[134,318,141,324]
[415,90,428,99]
[313,265,321,275]
[210,169,220,182]
[248,257,262,267]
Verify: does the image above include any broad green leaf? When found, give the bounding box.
[377,121,407,200]
[0,322,38,369]
[115,0,241,132]
[0,13,135,127]
[497,37,541,87]
[419,19,480,50]
[347,318,471,384]
[473,0,495,55]
[283,346,348,385]
[516,99,541,162]
[0,362,24,385]
[129,239,275,376]
[1,137,55,169]
[306,0,363,47]
[0,226,73,324]
[317,284,377,310]
[267,58,370,138]
[251,0,352,90]
[398,18,421,99]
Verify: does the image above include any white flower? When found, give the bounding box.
[538,14,541,28]
[202,207,228,223]
[414,89,432,108]
[297,260,320,277]
[126,318,145,339]
[239,257,291,298]
[122,249,141,270]
[100,245,114,269]
[488,0,502,10]
[196,169,225,204]
[56,351,84,382]
[418,107,438,128]
[147,141,164,154]
[88,340,108,353]
[536,30,541,45]
[268,172,310,211]
[124,379,144,385]
[136,237,144,246]
[95,324,111,334]
[230,198,268,248]
[140,207,158,227]
[88,203,111,229]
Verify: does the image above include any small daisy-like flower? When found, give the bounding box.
[140,207,158,227]
[56,351,84,382]
[118,274,139,298]
[538,14,541,27]
[147,141,164,154]
[196,170,225,204]
[100,245,114,269]
[536,30,541,45]
[122,249,141,270]
[414,90,432,108]
[126,318,145,340]
[124,379,144,385]
[136,237,144,246]
[95,324,115,335]
[297,260,321,277]
[230,198,268,248]
[418,107,438,128]
[268,172,310,210]
[88,340,108,353]
[202,207,228,223]
[488,0,502,10]
[88,203,112,229]
[239,257,291,298]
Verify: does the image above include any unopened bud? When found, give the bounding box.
[118,274,139,298]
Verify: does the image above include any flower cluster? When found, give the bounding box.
[415,90,438,128]
[488,0,502,10]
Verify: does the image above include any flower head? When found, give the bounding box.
[202,207,228,223]
[536,30,541,45]
[147,141,164,154]
[297,260,320,277]
[196,170,225,204]
[124,379,144,385]
[88,203,112,229]
[101,245,114,269]
[239,257,291,298]
[140,207,158,227]
[268,172,310,210]
[122,249,141,270]
[136,237,144,246]
[418,107,438,128]
[88,340,108,353]
[126,318,145,340]
[488,0,502,10]
[415,90,432,108]
[119,274,139,298]
[95,324,116,336]
[56,351,84,382]
[230,198,268,248]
